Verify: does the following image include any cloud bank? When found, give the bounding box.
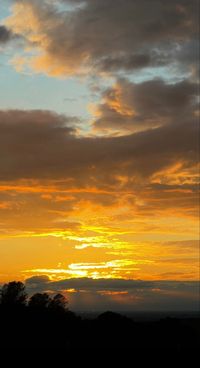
[0,94,198,182]
[25,276,200,311]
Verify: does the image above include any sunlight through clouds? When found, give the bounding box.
[0,0,199,303]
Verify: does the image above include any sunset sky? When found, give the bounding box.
[0,0,199,311]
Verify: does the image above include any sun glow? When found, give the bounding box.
[0,0,199,304]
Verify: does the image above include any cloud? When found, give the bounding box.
[0,109,79,181]
[5,0,198,76]
[0,25,16,44]
[25,276,200,311]
[24,259,152,279]
[25,275,50,285]
[94,51,172,73]
[0,0,199,293]
[25,276,198,292]
[21,238,199,281]
[92,78,197,135]
[0,98,198,239]
[0,100,198,182]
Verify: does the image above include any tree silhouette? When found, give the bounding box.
[28,292,51,309]
[0,281,27,307]
[0,280,199,351]
[49,293,68,312]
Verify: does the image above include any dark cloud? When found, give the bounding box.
[25,276,199,311]
[94,51,173,72]
[7,0,198,75]
[95,54,153,72]
[0,25,15,44]
[93,78,197,134]
[25,276,154,290]
[25,276,198,292]
[0,77,198,227]
[26,275,50,285]
[0,88,198,184]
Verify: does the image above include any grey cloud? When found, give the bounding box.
[0,25,15,44]
[95,48,179,73]
[26,275,50,285]
[0,95,198,184]
[9,0,198,75]
[25,276,193,293]
[93,78,197,134]
[25,276,200,311]
[25,276,154,290]
[95,54,153,72]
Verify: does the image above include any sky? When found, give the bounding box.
[0,0,199,311]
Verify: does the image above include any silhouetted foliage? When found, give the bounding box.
[0,280,199,353]
[49,293,68,312]
[0,281,27,307]
[29,292,51,309]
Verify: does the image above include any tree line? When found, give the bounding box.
[0,281,68,311]
[0,281,199,352]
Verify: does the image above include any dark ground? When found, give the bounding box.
[0,306,199,352]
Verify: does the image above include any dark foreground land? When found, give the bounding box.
[0,282,199,352]
[0,307,199,351]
